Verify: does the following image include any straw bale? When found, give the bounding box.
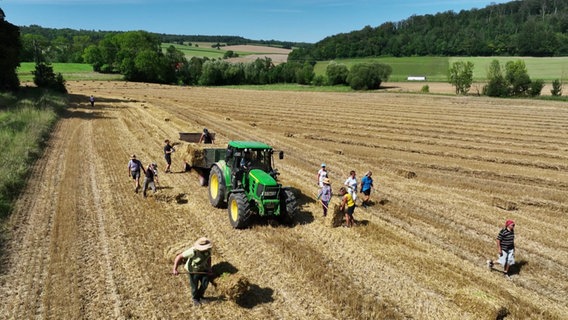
[492,197,518,211]
[153,192,187,204]
[324,200,345,228]
[214,273,250,301]
[396,169,417,179]
[183,144,207,167]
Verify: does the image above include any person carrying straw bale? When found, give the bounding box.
[339,186,355,228]
[172,237,213,306]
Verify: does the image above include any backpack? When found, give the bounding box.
[189,249,211,272]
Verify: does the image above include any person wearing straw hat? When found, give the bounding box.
[316,178,332,217]
[127,154,143,193]
[487,220,516,278]
[172,237,213,306]
[317,163,328,188]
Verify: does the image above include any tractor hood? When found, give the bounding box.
[249,169,278,186]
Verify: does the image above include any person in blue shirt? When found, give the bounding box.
[360,171,374,208]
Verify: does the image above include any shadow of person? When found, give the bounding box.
[235,284,274,309]
[508,259,528,276]
[212,261,239,276]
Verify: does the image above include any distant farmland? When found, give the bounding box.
[17,52,568,86]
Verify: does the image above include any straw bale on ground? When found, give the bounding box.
[396,169,417,179]
[214,273,250,301]
[153,192,187,204]
[492,197,518,211]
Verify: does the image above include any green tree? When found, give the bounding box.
[199,60,229,85]
[505,60,531,96]
[347,62,392,90]
[295,62,314,85]
[0,15,21,91]
[551,79,563,96]
[448,61,474,95]
[483,60,508,97]
[528,79,544,97]
[32,62,67,93]
[326,61,349,85]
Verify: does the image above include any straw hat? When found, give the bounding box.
[322,178,331,185]
[194,237,212,251]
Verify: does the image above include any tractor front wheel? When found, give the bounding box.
[208,165,225,208]
[278,188,298,225]
[228,192,250,229]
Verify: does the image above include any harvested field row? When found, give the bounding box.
[1,81,567,320]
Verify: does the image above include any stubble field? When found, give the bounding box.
[0,81,567,319]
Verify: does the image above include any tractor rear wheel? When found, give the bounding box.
[228,192,250,229]
[208,165,225,208]
[278,188,298,225]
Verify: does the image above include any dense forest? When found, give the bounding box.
[289,0,568,62]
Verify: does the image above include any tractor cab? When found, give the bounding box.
[225,141,281,188]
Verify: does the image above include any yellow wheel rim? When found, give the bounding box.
[230,199,239,222]
[210,173,218,199]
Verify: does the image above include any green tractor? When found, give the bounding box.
[207,141,298,229]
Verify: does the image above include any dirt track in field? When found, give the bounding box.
[1,81,567,319]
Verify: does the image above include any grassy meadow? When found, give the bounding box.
[17,63,123,82]
[0,89,64,217]
[314,56,568,82]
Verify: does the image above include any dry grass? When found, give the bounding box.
[1,81,567,319]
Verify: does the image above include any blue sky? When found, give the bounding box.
[2,0,510,43]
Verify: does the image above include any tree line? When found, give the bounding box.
[82,30,391,89]
[18,25,309,64]
[289,0,568,62]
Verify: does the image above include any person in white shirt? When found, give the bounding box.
[344,170,358,203]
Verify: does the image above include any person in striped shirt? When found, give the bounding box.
[488,219,516,278]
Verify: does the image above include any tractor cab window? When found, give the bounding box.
[251,149,272,172]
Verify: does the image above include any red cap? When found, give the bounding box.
[505,219,515,227]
